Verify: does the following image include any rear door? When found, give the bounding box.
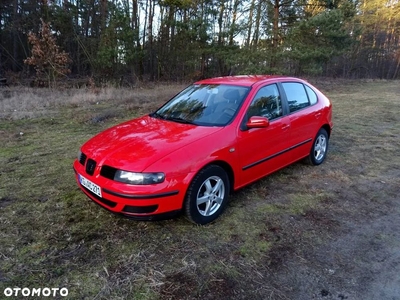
[279,82,320,160]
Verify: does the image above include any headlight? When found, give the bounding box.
[114,170,165,185]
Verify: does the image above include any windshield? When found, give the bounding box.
[152,84,250,126]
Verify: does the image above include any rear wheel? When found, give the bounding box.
[185,165,230,225]
[308,128,329,165]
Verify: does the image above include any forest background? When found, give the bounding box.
[0,0,399,86]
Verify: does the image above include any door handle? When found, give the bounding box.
[315,112,321,119]
[282,124,290,130]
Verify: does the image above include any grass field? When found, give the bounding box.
[1,80,399,299]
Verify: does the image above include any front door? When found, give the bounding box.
[236,83,291,187]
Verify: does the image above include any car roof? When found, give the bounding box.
[195,75,302,87]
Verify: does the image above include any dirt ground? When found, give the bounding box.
[259,184,400,300]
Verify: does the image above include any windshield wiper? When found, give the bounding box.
[164,116,197,125]
[151,112,197,125]
[150,112,166,119]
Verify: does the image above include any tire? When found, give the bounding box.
[184,165,230,225]
[307,128,329,165]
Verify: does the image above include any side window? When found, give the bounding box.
[305,85,318,105]
[282,82,310,113]
[247,84,282,121]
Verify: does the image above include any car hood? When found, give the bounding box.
[81,115,223,171]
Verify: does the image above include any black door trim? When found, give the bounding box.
[242,138,312,170]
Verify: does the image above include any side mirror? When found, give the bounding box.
[246,116,270,129]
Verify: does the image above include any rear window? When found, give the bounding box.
[282,82,310,113]
[305,85,318,105]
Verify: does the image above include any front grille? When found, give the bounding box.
[79,152,87,166]
[100,165,117,180]
[85,159,96,176]
[122,205,158,214]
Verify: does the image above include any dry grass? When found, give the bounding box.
[0,80,399,299]
[0,83,186,120]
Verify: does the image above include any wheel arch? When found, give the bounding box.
[321,124,331,138]
[183,160,234,224]
[196,160,235,194]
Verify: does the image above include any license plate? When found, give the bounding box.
[79,174,102,198]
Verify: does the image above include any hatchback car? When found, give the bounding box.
[73,75,332,224]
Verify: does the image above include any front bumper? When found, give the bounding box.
[73,160,188,219]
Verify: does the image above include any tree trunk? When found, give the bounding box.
[100,0,107,32]
[132,0,143,78]
[246,0,255,48]
[229,0,240,46]
[271,0,280,68]
[13,0,18,72]
[273,0,280,48]
[148,0,155,80]
[132,0,139,39]
[393,49,400,79]
[253,0,263,49]
[143,0,148,47]
[217,0,225,46]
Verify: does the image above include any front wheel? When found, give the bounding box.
[184,165,230,225]
[307,128,329,165]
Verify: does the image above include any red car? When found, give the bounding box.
[73,76,332,224]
